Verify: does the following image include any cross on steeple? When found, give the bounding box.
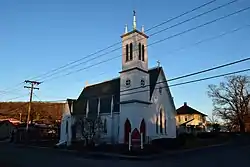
[157,60,161,68]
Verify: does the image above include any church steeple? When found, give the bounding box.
[133,10,136,30]
[120,11,149,72]
[119,11,150,105]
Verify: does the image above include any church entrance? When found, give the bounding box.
[131,128,140,147]
[124,119,131,144]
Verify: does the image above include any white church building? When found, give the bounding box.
[58,12,177,148]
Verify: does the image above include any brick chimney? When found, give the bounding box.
[184,102,187,106]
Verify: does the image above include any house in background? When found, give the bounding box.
[176,102,207,134]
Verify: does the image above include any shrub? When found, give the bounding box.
[151,137,186,150]
[196,132,218,139]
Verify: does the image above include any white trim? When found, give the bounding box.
[99,112,120,116]
[157,69,176,115]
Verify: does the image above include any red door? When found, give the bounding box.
[131,128,140,146]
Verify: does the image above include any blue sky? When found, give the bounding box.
[0,0,250,119]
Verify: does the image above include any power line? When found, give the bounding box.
[148,0,238,36]
[148,6,250,47]
[33,93,42,101]
[0,0,238,95]
[2,68,249,119]
[0,87,26,96]
[26,0,217,82]
[163,24,250,56]
[4,94,29,102]
[0,82,24,95]
[0,102,28,114]
[0,0,245,97]
[36,0,238,82]
[45,57,250,99]
[169,68,250,87]
[3,68,250,105]
[119,57,250,94]
[4,24,248,99]
[119,68,250,97]
[33,93,67,102]
[145,0,217,32]
[60,24,250,88]
[41,6,250,83]
[6,23,249,99]
[66,67,250,100]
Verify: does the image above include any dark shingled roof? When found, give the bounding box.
[176,102,207,116]
[73,67,162,117]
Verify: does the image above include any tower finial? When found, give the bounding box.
[133,10,136,30]
[142,25,144,33]
[157,60,161,68]
[125,24,128,34]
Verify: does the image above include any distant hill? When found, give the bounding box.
[0,102,65,124]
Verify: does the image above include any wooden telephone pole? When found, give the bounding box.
[24,80,41,131]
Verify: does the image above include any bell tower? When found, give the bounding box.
[119,11,150,103]
[118,11,152,144]
[121,10,149,72]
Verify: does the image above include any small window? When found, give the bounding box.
[159,87,162,94]
[125,79,131,87]
[126,44,129,61]
[138,43,141,60]
[142,45,145,61]
[141,79,145,87]
[130,43,133,60]
[185,116,188,122]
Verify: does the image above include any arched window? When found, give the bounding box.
[140,119,146,142]
[126,44,129,62]
[142,45,145,61]
[156,116,158,134]
[66,120,68,134]
[130,43,133,60]
[138,43,141,60]
[124,119,131,144]
[160,110,163,134]
[103,118,107,133]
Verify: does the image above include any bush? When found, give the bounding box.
[196,132,218,139]
[151,136,187,150]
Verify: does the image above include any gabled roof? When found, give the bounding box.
[73,67,162,117]
[176,102,207,116]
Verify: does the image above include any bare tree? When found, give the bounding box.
[75,116,104,146]
[208,75,250,133]
[207,112,219,124]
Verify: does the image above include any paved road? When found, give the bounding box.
[0,143,249,167]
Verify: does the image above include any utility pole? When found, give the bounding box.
[24,80,41,131]
[19,113,22,122]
